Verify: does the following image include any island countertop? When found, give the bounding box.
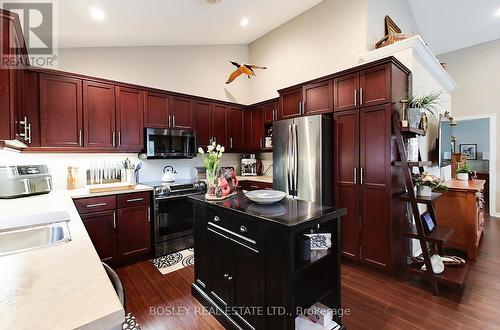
[189,191,346,228]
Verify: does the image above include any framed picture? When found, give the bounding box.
[459,144,477,160]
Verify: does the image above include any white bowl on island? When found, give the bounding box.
[244,190,287,204]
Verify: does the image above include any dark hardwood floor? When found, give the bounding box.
[116,215,500,329]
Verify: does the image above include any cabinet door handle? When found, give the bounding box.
[353,168,357,184]
[172,115,176,127]
[113,211,116,229]
[168,115,171,127]
[240,225,248,233]
[298,102,301,115]
[354,89,358,107]
[360,88,363,106]
[79,129,83,146]
[230,137,233,149]
[227,275,233,281]
[224,273,229,280]
[112,131,116,147]
[213,216,220,222]
[360,168,364,185]
[147,207,151,222]
[86,202,107,208]
[27,123,31,144]
[127,197,144,203]
[118,131,121,147]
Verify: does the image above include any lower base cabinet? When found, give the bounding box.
[74,191,151,264]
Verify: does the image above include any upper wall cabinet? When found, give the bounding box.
[144,91,170,128]
[227,106,244,151]
[170,96,193,130]
[115,86,144,151]
[264,101,278,123]
[303,80,332,115]
[0,10,29,143]
[333,64,391,112]
[210,104,227,147]
[193,101,211,148]
[278,87,303,119]
[40,74,83,148]
[83,81,116,149]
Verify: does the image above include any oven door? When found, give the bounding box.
[154,197,194,243]
[145,128,196,158]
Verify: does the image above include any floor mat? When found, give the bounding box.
[150,248,194,275]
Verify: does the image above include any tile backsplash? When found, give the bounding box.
[0,150,244,190]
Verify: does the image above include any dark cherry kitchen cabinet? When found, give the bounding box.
[193,101,211,147]
[333,72,359,112]
[20,70,40,146]
[210,104,227,146]
[144,91,170,128]
[83,81,116,149]
[334,110,360,260]
[278,87,302,119]
[333,58,409,273]
[303,80,332,115]
[206,230,232,306]
[333,63,392,112]
[242,109,253,149]
[80,210,118,263]
[251,107,264,149]
[40,74,83,148]
[117,204,151,260]
[227,106,244,151]
[264,101,278,123]
[115,86,144,151]
[0,9,28,143]
[171,96,194,130]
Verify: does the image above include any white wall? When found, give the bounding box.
[52,44,251,104]
[248,0,367,103]
[439,39,500,215]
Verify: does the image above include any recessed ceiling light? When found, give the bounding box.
[496,7,500,17]
[240,17,249,27]
[90,6,106,21]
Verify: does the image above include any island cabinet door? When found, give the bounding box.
[207,230,232,307]
[117,205,151,260]
[80,210,117,263]
[231,242,264,330]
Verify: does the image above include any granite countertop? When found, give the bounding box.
[190,191,346,228]
[0,190,125,329]
[236,175,273,184]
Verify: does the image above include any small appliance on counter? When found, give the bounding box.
[0,165,52,199]
[241,154,258,176]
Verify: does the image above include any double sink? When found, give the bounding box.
[0,211,72,256]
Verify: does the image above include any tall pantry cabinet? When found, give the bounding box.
[333,59,409,273]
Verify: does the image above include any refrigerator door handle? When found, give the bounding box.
[287,124,293,195]
[293,123,299,196]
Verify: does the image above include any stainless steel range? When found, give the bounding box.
[142,179,206,257]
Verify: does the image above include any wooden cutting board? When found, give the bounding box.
[88,183,136,193]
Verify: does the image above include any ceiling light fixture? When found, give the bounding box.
[240,17,249,27]
[496,7,500,17]
[90,6,106,21]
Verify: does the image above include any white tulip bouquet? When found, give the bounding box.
[198,142,225,195]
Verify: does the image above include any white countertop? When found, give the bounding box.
[71,184,153,199]
[236,175,273,184]
[0,189,128,330]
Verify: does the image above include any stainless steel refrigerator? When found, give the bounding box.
[273,114,332,205]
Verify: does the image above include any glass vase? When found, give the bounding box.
[206,165,220,197]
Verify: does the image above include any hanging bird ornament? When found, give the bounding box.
[226,61,267,84]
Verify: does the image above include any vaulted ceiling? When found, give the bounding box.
[56,0,322,48]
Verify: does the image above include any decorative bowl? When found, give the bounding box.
[244,190,286,204]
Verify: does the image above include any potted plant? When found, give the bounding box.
[412,172,448,196]
[406,91,442,129]
[198,142,224,196]
[456,162,471,181]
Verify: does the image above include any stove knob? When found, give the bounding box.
[162,188,169,194]
[155,187,162,194]
[194,183,199,189]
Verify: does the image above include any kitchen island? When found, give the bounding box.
[189,192,347,330]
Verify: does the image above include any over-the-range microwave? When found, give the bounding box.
[143,128,197,159]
